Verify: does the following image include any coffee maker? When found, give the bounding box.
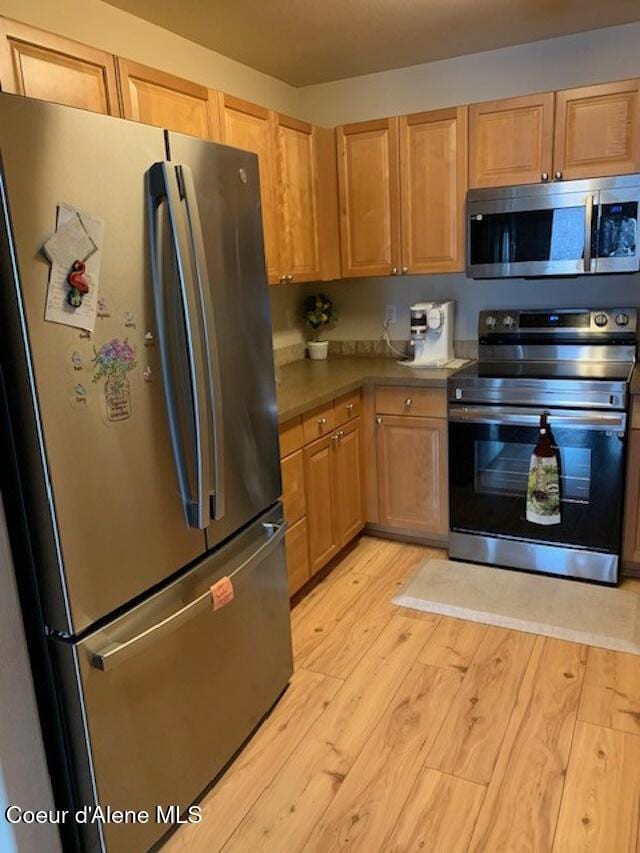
[404,301,455,367]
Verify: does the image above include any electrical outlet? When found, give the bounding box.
[384,304,396,325]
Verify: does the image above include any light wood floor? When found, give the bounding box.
[164,536,640,852]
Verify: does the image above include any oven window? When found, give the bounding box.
[469,206,585,265]
[598,202,637,258]
[474,440,591,505]
[449,421,624,553]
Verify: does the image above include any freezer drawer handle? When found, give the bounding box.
[91,521,286,673]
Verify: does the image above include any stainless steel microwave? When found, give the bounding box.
[466,173,640,278]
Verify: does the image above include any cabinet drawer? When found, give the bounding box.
[279,416,303,458]
[285,517,310,597]
[334,390,362,427]
[281,450,305,524]
[375,386,446,418]
[302,402,335,444]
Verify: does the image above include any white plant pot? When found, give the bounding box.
[308,340,329,360]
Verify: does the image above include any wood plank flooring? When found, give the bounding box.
[163,536,640,853]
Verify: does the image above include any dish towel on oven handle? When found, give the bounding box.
[526,412,561,526]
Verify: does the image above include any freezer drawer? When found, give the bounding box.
[52,503,292,853]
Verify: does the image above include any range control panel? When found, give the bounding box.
[478,309,638,335]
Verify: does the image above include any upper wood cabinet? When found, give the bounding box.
[217,93,280,283]
[0,18,120,116]
[117,58,219,139]
[399,107,467,274]
[554,80,640,180]
[469,92,555,188]
[275,113,321,283]
[337,117,401,278]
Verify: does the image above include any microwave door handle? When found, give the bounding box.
[147,162,212,530]
[91,521,286,672]
[177,164,225,521]
[584,193,595,272]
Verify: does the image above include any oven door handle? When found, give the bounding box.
[449,406,626,432]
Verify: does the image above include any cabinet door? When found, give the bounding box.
[0,18,119,115]
[333,418,365,547]
[285,517,310,596]
[623,428,640,568]
[218,94,281,283]
[337,117,401,277]
[554,79,640,180]
[469,93,554,188]
[399,107,468,274]
[304,434,338,573]
[276,114,321,283]
[281,449,305,525]
[376,415,447,536]
[117,58,218,139]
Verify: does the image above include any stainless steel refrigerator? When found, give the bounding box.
[0,93,292,852]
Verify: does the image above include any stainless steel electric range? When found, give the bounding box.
[448,308,637,584]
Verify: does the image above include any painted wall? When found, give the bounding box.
[0,0,302,116]
[274,21,640,350]
[0,494,61,853]
[301,22,640,126]
[313,273,640,346]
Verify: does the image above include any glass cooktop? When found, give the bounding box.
[457,360,634,383]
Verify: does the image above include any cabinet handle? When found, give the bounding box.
[331,433,340,442]
[286,274,294,282]
[541,172,549,182]
[376,416,383,424]
[401,266,409,274]
[346,402,354,412]
[337,430,344,439]
[279,275,286,284]
[404,398,413,407]
[318,417,327,426]
[554,171,563,181]
[391,267,398,275]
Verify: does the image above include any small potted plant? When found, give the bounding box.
[303,293,336,360]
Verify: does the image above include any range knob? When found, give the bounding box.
[503,314,516,328]
[485,315,497,328]
[616,312,630,327]
[594,313,608,327]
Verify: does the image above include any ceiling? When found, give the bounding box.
[103,0,640,87]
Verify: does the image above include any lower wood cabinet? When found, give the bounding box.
[375,413,448,537]
[279,394,364,595]
[305,433,339,573]
[305,417,365,574]
[285,518,310,597]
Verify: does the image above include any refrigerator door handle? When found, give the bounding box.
[147,161,213,530]
[177,164,225,521]
[91,521,286,672]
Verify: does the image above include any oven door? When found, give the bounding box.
[448,406,626,553]
[595,188,640,274]
[467,191,597,278]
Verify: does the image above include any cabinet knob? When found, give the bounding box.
[401,266,409,274]
[337,430,344,438]
[541,172,549,182]
[391,267,398,275]
[331,433,340,442]
[346,402,354,412]
[404,398,413,407]
[376,416,383,424]
[318,417,327,425]
[279,275,286,284]
[286,274,294,282]
[554,171,563,181]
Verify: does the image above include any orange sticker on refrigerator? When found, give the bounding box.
[211,576,234,611]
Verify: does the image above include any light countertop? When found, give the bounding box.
[276,357,467,422]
